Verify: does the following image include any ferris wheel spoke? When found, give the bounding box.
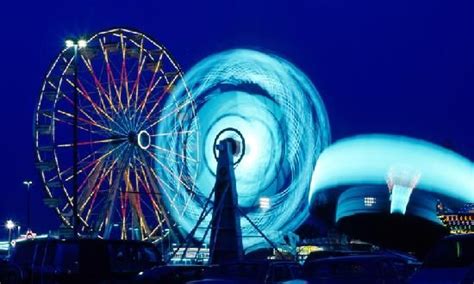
[133,37,146,112]
[137,51,165,111]
[98,38,124,114]
[136,162,165,219]
[136,155,176,232]
[150,129,195,137]
[135,76,176,128]
[64,77,114,124]
[124,168,139,237]
[151,150,183,168]
[119,189,129,239]
[54,151,101,185]
[61,143,126,183]
[142,73,180,123]
[127,170,151,239]
[75,78,118,124]
[143,148,192,193]
[100,146,132,238]
[135,94,177,132]
[132,74,164,127]
[58,89,121,135]
[83,188,101,227]
[118,33,128,111]
[149,144,197,163]
[147,147,196,218]
[80,54,119,115]
[56,109,116,135]
[75,157,106,203]
[77,159,107,214]
[53,118,103,135]
[74,78,132,135]
[40,110,103,136]
[142,98,192,132]
[56,137,127,148]
[134,153,179,208]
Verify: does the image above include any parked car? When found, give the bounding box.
[0,238,162,283]
[187,260,302,284]
[134,264,206,284]
[410,234,474,284]
[302,254,415,284]
[303,250,365,264]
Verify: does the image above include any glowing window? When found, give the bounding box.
[259,197,271,210]
[364,197,376,207]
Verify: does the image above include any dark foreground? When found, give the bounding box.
[1,234,473,284]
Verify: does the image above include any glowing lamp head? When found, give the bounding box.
[77,39,87,48]
[65,40,75,48]
[5,220,15,230]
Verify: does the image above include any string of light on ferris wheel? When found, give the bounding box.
[35,28,199,240]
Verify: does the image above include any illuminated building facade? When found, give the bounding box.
[437,203,474,234]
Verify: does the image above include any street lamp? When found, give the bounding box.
[5,220,15,256]
[65,38,87,238]
[23,180,32,231]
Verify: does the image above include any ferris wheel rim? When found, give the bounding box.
[34,27,200,241]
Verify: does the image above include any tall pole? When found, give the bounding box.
[73,44,79,239]
[8,228,12,256]
[6,220,15,257]
[23,181,32,230]
[66,38,86,239]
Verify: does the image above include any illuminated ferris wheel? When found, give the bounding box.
[34,28,199,241]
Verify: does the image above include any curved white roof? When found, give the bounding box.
[309,134,474,204]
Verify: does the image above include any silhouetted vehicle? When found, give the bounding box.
[187,260,302,284]
[303,250,366,263]
[409,234,474,284]
[134,264,206,283]
[302,254,415,283]
[0,238,162,284]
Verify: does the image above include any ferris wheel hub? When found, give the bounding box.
[126,130,151,150]
[137,130,151,150]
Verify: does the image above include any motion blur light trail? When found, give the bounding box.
[309,134,474,215]
[156,49,331,251]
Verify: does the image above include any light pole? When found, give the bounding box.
[65,38,87,238]
[23,180,32,231]
[5,220,15,256]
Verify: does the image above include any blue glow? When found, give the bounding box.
[390,185,413,214]
[309,134,474,211]
[157,49,331,251]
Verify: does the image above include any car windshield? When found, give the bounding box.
[305,257,399,278]
[309,261,377,277]
[54,243,80,273]
[204,263,267,280]
[108,243,158,273]
[424,237,474,268]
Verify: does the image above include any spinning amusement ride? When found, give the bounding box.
[34,28,331,252]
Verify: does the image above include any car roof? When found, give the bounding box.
[443,233,474,241]
[308,254,402,263]
[14,238,156,247]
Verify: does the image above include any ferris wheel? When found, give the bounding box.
[34,28,199,241]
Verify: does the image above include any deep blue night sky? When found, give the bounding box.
[0,0,473,238]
